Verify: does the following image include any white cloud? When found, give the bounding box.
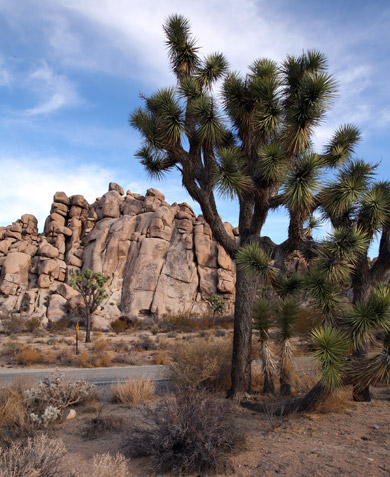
[0,156,113,230]
[25,63,81,116]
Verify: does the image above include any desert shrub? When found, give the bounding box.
[33,327,47,337]
[83,411,124,440]
[77,351,94,368]
[111,352,141,365]
[111,318,128,334]
[135,334,156,350]
[111,378,155,406]
[159,313,208,332]
[0,434,67,477]
[111,340,132,353]
[0,380,32,441]
[167,339,232,391]
[56,348,74,366]
[52,320,69,332]
[94,352,113,367]
[152,351,169,365]
[1,314,25,335]
[16,347,43,366]
[93,338,110,353]
[2,340,23,357]
[25,316,41,333]
[215,328,227,337]
[86,453,130,477]
[126,390,244,474]
[24,370,95,427]
[76,350,113,368]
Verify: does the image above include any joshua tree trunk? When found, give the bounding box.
[280,367,292,396]
[263,370,275,394]
[227,269,259,397]
[261,342,276,394]
[85,308,91,343]
[241,381,331,416]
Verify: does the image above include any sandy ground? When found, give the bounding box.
[43,386,390,477]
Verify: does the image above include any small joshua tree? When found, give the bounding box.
[70,269,109,343]
[206,294,226,326]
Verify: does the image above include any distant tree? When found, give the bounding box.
[206,294,226,326]
[70,269,109,343]
[130,14,390,398]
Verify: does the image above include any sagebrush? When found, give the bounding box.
[126,390,244,474]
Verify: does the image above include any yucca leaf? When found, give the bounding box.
[253,298,272,341]
[179,76,200,100]
[282,153,322,216]
[311,326,349,389]
[163,14,200,79]
[191,95,225,143]
[358,181,390,233]
[214,147,253,199]
[277,299,300,341]
[235,243,277,282]
[197,52,228,88]
[258,141,287,183]
[305,269,342,317]
[350,350,390,390]
[322,124,361,167]
[136,146,174,180]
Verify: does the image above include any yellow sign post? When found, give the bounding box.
[75,321,79,355]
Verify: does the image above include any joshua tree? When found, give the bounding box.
[206,294,226,326]
[70,269,109,343]
[276,299,300,396]
[130,14,383,397]
[252,298,277,394]
[238,227,390,413]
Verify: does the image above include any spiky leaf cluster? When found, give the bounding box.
[276,299,300,341]
[311,326,350,389]
[235,243,277,282]
[252,299,273,341]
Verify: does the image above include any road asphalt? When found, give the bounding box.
[0,365,168,387]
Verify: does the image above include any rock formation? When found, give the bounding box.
[0,184,238,330]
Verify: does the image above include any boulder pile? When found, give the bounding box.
[0,184,238,329]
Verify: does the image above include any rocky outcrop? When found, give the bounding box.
[0,184,238,329]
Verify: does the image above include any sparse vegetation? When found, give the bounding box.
[167,339,231,391]
[126,390,244,474]
[0,434,67,477]
[88,453,130,477]
[110,378,155,406]
[15,347,43,366]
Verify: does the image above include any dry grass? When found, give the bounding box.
[316,388,352,414]
[83,410,124,440]
[110,378,155,406]
[87,453,130,477]
[167,338,232,391]
[0,378,36,444]
[0,434,68,477]
[76,351,113,368]
[152,351,169,365]
[15,347,43,366]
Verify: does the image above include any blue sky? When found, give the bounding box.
[0,0,389,254]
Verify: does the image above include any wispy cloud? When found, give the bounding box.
[25,63,81,116]
[0,56,12,87]
[0,156,112,229]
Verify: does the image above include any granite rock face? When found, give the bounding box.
[0,184,238,329]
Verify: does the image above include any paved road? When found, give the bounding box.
[0,356,318,388]
[0,365,168,387]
